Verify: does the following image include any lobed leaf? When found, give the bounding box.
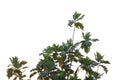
[83,32,91,40]
[73,12,81,20]
[95,52,104,62]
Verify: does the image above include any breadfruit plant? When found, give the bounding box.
[29,12,110,80]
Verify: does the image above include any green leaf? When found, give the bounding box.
[14,69,21,75]
[58,71,65,80]
[100,65,108,73]
[91,71,100,79]
[101,60,110,64]
[68,20,74,27]
[13,77,17,80]
[30,72,37,78]
[68,42,80,51]
[80,40,92,53]
[51,72,59,80]
[91,39,99,42]
[10,56,20,68]
[20,61,27,67]
[78,14,85,20]
[74,22,84,30]
[61,52,66,61]
[21,66,28,69]
[84,46,90,53]
[70,75,77,80]
[49,61,56,70]
[30,68,36,72]
[22,75,26,78]
[53,53,58,60]
[7,68,14,79]
[44,52,50,59]
[83,32,91,40]
[85,41,92,47]
[40,70,49,77]
[95,52,104,62]
[73,12,81,20]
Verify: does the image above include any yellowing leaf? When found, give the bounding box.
[43,66,47,70]
[59,56,63,67]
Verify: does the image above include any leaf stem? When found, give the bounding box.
[97,63,100,72]
[72,26,76,43]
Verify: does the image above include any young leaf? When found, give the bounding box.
[83,32,91,40]
[73,12,81,20]
[95,52,104,62]
[10,56,20,68]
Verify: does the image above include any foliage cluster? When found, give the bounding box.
[7,57,28,80]
[7,12,110,80]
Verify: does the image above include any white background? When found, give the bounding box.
[0,0,120,79]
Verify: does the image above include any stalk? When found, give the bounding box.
[72,26,76,44]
